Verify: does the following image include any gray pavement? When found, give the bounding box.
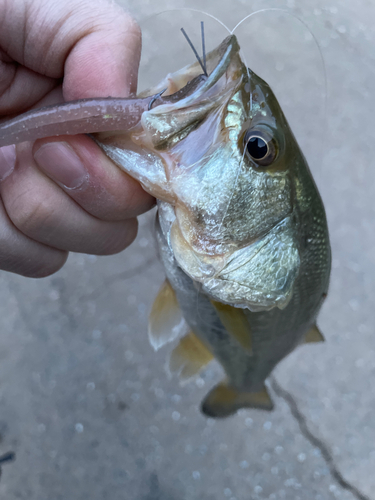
[0,0,374,499]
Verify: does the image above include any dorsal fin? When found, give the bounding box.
[304,324,325,344]
[169,331,213,380]
[201,381,274,418]
[210,300,253,353]
[148,279,187,351]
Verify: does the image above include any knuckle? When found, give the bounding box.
[7,189,58,239]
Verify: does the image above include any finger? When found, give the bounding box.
[33,135,155,221]
[1,142,138,255]
[0,197,67,278]
[0,0,141,114]
[0,49,57,114]
[63,6,141,99]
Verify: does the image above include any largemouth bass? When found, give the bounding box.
[94,34,331,417]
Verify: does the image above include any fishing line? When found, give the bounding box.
[139,8,328,293]
[232,7,327,102]
[233,8,328,174]
[216,7,328,214]
[161,8,230,33]
[184,153,215,173]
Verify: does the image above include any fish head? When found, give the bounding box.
[97,35,304,312]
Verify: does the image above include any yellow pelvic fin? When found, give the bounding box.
[148,279,186,351]
[210,300,253,353]
[304,324,325,344]
[201,381,274,418]
[169,331,214,380]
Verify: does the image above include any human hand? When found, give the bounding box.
[0,0,154,278]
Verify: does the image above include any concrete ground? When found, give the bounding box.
[0,0,374,499]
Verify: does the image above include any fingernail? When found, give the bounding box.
[34,142,88,189]
[0,145,16,181]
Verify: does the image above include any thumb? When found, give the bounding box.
[63,3,142,100]
[0,0,142,102]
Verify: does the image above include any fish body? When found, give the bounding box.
[95,35,331,417]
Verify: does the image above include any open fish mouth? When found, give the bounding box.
[138,34,241,103]
[170,215,300,312]
[97,30,301,314]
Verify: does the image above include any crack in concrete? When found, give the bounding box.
[270,376,371,500]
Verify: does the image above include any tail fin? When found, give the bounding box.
[201,380,274,418]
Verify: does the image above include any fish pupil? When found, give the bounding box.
[247,136,268,160]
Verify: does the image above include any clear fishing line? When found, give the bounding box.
[138,9,231,93]
[233,8,328,176]
[139,8,327,178]
[139,7,328,225]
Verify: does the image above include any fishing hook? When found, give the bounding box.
[148,87,168,110]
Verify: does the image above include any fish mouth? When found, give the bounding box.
[170,215,300,312]
[138,35,240,102]
[136,34,243,153]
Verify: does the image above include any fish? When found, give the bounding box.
[0,32,331,418]
[94,34,331,417]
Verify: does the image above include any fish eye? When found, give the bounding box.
[243,128,277,167]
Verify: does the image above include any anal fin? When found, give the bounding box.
[169,331,213,380]
[210,300,253,353]
[304,324,325,344]
[148,279,186,351]
[201,381,274,418]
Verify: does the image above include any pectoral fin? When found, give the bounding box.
[201,381,274,418]
[304,324,325,344]
[169,331,213,380]
[210,300,253,353]
[148,279,187,351]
